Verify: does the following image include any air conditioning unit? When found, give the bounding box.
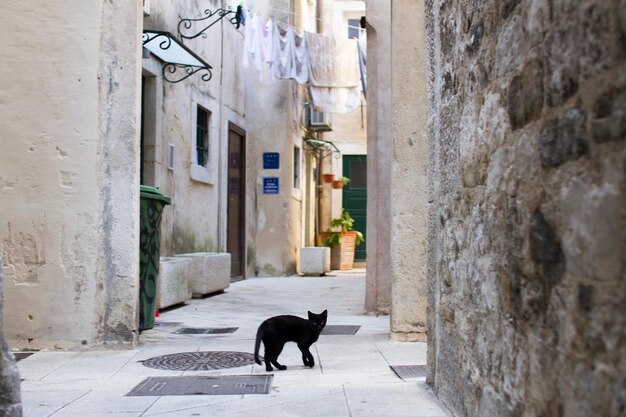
[306,106,332,132]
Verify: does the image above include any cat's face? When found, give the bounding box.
[308,310,327,331]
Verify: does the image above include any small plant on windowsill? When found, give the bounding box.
[322,208,364,270]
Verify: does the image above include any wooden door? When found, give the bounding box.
[227,125,246,278]
[342,155,367,262]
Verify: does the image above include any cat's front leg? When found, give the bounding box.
[298,343,315,368]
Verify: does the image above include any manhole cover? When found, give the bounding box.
[174,327,238,335]
[126,375,273,396]
[321,325,361,335]
[140,351,255,371]
[390,365,427,380]
[13,352,34,362]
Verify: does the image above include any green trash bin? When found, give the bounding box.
[139,185,171,332]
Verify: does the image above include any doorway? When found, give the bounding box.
[227,124,246,279]
[342,155,367,262]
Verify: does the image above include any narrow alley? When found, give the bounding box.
[1,0,624,416]
[18,272,447,417]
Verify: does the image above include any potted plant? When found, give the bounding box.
[321,208,364,270]
[332,176,350,189]
[322,173,335,183]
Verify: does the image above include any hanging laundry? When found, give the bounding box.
[357,39,366,99]
[242,10,274,83]
[241,8,256,68]
[272,23,309,84]
[306,32,361,114]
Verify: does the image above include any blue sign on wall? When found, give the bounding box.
[263,177,279,194]
[263,152,280,169]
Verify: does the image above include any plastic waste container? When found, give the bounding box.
[139,185,171,332]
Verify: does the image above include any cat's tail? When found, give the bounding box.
[254,326,263,366]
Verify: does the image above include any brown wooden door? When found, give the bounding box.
[227,124,245,278]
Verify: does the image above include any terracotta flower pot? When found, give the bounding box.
[322,173,334,183]
[332,180,344,189]
[321,231,356,270]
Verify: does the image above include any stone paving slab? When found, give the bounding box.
[16,274,449,417]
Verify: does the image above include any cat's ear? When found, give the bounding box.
[321,309,328,319]
[308,311,314,320]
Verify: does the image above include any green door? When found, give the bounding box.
[342,155,367,262]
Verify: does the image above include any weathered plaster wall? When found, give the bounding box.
[0,260,22,416]
[0,1,142,348]
[427,0,626,415]
[144,0,246,260]
[390,0,429,341]
[365,0,392,314]
[247,0,304,277]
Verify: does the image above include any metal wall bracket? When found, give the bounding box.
[142,31,213,83]
[178,6,243,41]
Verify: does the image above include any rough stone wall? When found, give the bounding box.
[0,260,22,416]
[427,0,625,416]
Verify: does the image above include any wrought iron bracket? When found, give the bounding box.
[178,6,244,41]
[142,31,214,83]
[162,64,213,84]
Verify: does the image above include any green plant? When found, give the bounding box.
[322,208,365,247]
[339,176,350,184]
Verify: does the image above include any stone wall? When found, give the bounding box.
[427,0,625,416]
[0,260,22,416]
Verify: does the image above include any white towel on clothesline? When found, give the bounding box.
[272,23,309,84]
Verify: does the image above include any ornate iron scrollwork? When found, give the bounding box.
[142,31,213,83]
[142,32,171,49]
[162,64,213,84]
[178,6,243,41]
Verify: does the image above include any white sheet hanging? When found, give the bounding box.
[272,24,309,84]
[306,32,361,114]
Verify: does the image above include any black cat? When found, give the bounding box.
[254,310,327,372]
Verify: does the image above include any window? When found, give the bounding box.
[196,106,210,167]
[348,18,360,39]
[293,146,301,189]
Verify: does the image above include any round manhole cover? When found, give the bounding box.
[140,351,256,371]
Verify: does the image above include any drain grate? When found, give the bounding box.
[140,351,255,371]
[13,352,34,362]
[154,322,182,327]
[126,375,273,396]
[174,327,238,335]
[321,325,361,335]
[390,365,427,380]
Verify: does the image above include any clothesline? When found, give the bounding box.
[238,3,366,114]
[230,1,366,30]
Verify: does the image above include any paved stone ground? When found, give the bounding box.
[17,272,449,417]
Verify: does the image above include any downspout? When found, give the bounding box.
[316,0,323,34]
[316,149,322,245]
[217,0,226,251]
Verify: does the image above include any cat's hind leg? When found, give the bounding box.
[265,342,287,371]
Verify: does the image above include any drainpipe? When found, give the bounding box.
[316,150,323,245]
[316,0,323,34]
[217,0,226,251]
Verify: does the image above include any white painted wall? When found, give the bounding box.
[0,1,142,348]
